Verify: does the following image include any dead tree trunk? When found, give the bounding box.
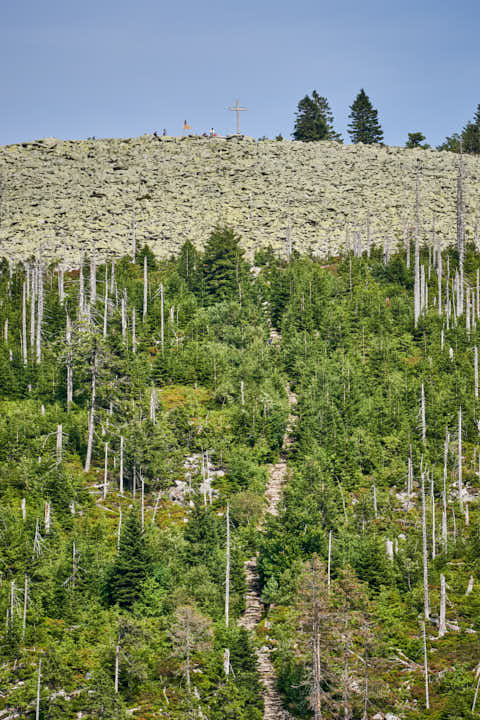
[438,573,446,637]
[458,407,464,512]
[84,350,97,472]
[160,282,165,354]
[414,171,421,326]
[442,428,449,552]
[225,504,230,628]
[119,435,124,495]
[422,620,430,710]
[421,471,430,620]
[36,262,43,364]
[35,658,42,720]
[457,154,465,316]
[103,442,109,500]
[103,266,108,338]
[475,346,479,399]
[56,424,62,466]
[143,255,148,321]
[66,314,73,410]
[421,383,426,445]
[22,281,27,365]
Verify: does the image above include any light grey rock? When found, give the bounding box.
[0,136,478,264]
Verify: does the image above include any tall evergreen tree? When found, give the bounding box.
[405,132,429,149]
[202,227,247,303]
[348,89,384,144]
[178,239,201,293]
[293,91,341,142]
[106,509,150,609]
[462,103,480,154]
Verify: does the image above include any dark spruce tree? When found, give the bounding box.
[293,91,341,142]
[405,132,429,149]
[106,509,150,609]
[348,89,383,144]
[462,103,480,154]
[438,104,480,154]
[202,226,247,303]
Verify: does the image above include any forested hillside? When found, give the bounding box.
[0,228,479,719]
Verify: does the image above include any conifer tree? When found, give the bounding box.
[293,91,341,142]
[202,227,247,303]
[178,239,200,292]
[462,104,480,154]
[348,89,383,144]
[106,509,150,608]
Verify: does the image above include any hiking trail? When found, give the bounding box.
[238,329,297,720]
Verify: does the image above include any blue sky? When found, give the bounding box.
[1,0,479,146]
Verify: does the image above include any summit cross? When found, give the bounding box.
[228,99,248,135]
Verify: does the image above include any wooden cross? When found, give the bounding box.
[228,99,248,135]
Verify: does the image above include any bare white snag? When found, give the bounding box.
[84,351,97,473]
[103,442,109,500]
[223,647,230,677]
[160,282,165,355]
[114,638,120,693]
[225,504,230,628]
[473,672,480,714]
[30,263,36,354]
[121,290,127,340]
[422,621,430,710]
[421,471,430,620]
[22,282,27,365]
[103,266,108,338]
[66,314,73,410]
[438,573,446,638]
[150,387,157,424]
[421,383,426,445]
[475,347,479,400]
[90,253,97,306]
[431,472,436,560]
[117,506,122,553]
[132,308,136,353]
[79,264,85,316]
[458,407,464,513]
[35,658,42,720]
[442,428,449,553]
[466,575,474,595]
[119,435,124,495]
[44,502,51,533]
[327,530,332,592]
[457,154,465,316]
[36,262,43,364]
[143,255,148,321]
[22,575,28,641]
[56,424,62,466]
[414,171,421,326]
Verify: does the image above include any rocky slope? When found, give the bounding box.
[1,134,480,262]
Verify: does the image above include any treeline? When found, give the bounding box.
[291,89,480,153]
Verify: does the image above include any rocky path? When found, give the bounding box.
[239,334,297,720]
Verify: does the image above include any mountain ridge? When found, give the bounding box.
[0,134,479,263]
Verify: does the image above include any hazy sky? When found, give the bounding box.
[2,0,479,146]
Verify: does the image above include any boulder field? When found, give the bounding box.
[1,134,479,262]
